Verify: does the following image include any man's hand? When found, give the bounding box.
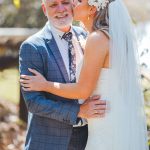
[78,95,107,119]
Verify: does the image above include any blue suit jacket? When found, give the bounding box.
[19,22,87,150]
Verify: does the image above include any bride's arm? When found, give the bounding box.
[21,31,109,99]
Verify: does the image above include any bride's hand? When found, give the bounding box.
[20,68,47,92]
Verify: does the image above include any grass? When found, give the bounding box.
[0,68,20,104]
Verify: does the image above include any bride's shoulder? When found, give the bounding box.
[86,30,109,51]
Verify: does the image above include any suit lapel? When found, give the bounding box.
[44,23,70,83]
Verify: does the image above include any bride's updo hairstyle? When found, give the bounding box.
[93,0,115,33]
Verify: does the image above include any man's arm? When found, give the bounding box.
[19,41,80,125]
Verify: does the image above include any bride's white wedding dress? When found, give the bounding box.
[78,67,114,150]
[85,69,113,150]
[77,61,148,150]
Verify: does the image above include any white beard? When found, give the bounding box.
[48,15,73,30]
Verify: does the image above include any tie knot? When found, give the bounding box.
[62,32,72,42]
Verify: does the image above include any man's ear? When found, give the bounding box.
[89,6,97,16]
[41,3,47,17]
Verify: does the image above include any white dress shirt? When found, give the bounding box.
[50,24,83,80]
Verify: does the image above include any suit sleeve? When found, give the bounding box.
[19,41,80,125]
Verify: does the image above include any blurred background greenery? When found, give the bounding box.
[0,0,150,149]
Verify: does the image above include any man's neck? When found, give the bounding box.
[54,25,71,33]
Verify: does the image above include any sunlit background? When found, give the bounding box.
[0,0,150,150]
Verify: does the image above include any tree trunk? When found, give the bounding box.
[19,88,28,123]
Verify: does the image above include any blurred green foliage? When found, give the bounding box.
[0,0,46,28]
[0,69,19,104]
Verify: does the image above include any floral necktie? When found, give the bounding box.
[62,32,76,83]
[62,32,84,126]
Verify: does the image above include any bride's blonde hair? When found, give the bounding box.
[93,5,109,32]
[93,0,115,32]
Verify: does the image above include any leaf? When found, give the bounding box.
[13,0,21,9]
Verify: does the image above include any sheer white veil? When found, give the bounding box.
[108,0,148,149]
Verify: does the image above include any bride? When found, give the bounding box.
[20,0,148,149]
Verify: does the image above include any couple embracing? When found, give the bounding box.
[19,0,148,149]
